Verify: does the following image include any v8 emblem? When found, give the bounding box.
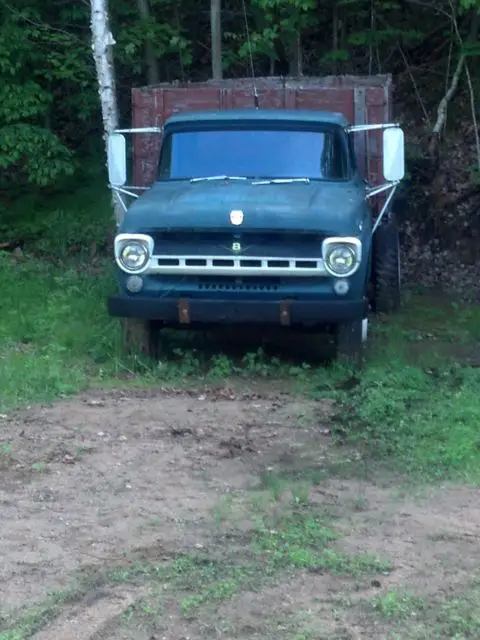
[232,242,241,252]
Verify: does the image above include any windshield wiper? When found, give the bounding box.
[252,178,310,185]
[190,175,248,183]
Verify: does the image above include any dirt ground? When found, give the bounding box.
[1,387,479,639]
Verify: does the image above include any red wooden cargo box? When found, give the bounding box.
[131,75,393,192]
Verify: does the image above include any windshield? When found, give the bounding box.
[158,127,349,181]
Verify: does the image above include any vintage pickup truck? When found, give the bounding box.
[106,76,405,363]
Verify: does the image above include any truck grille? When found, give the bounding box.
[146,230,328,277]
[150,230,325,258]
[148,255,326,277]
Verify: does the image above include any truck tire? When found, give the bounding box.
[335,316,367,367]
[372,212,401,314]
[121,318,160,359]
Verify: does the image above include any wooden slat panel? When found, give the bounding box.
[131,76,393,187]
[132,87,223,186]
[293,88,354,120]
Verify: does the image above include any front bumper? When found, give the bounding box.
[107,295,367,327]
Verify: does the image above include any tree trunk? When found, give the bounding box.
[428,9,479,166]
[332,2,339,75]
[210,0,222,80]
[136,0,160,85]
[288,32,302,76]
[90,0,124,226]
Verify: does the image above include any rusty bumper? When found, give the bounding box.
[107,295,367,327]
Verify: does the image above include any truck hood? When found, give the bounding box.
[121,179,366,235]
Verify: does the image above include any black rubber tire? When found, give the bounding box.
[372,211,401,314]
[335,318,364,368]
[121,318,160,359]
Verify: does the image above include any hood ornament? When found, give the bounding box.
[229,209,244,225]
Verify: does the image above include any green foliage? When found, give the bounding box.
[119,20,191,69]
[0,82,51,122]
[1,179,113,256]
[0,0,475,196]
[459,0,480,11]
[0,124,73,186]
[0,7,84,186]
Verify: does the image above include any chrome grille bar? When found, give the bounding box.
[145,255,327,277]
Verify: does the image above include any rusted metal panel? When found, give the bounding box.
[294,88,354,120]
[255,88,289,109]
[354,88,366,179]
[132,86,223,185]
[227,89,256,108]
[132,88,164,186]
[131,75,393,188]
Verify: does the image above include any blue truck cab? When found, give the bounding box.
[106,107,405,362]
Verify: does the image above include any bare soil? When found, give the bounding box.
[0,387,479,639]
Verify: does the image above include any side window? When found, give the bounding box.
[333,131,348,178]
[158,134,172,178]
[347,133,357,173]
[320,132,348,179]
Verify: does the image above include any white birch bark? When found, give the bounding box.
[90,0,125,226]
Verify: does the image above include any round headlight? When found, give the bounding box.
[119,242,149,271]
[326,245,357,275]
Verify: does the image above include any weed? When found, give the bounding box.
[432,587,480,638]
[367,579,480,639]
[212,494,235,529]
[252,507,390,576]
[0,443,12,457]
[372,589,425,619]
[180,579,238,616]
[292,629,323,640]
[292,631,318,640]
[350,495,368,511]
[0,586,85,640]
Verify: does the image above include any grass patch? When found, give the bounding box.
[371,589,426,620]
[0,248,347,411]
[366,579,480,639]
[0,255,118,409]
[252,506,389,576]
[0,496,389,638]
[333,294,480,483]
[429,582,480,639]
[0,582,102,640]
[337,362,480,482]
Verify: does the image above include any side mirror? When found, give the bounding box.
[107,133,126,186]
[383,127,405,182]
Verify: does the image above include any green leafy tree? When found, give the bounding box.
[0,7,75,186]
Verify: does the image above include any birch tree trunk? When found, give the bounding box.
[90,0,125,226]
